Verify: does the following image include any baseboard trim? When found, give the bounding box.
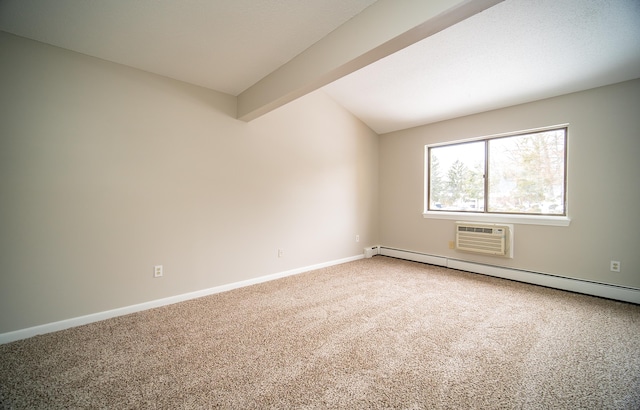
[378,246,640,304]
[0,254,364,345]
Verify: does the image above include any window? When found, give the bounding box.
[426,127,567,217]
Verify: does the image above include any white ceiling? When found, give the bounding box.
[324,0,640,133]
[1,0,639,134]
[0,0,377,96]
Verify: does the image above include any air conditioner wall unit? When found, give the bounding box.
[455,222,513,258]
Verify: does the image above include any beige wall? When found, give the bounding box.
[0,32,379,333]
[380,78,640,289]
[2,28,638,335]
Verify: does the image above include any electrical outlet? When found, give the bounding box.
[610,260,621,272]
[448,241,455,249]
[356,235,360,242]
[278,249,284,258]
[154,265,163,278]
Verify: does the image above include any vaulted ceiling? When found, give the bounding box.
[1,0,639,134]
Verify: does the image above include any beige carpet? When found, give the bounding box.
[1,256,639,409]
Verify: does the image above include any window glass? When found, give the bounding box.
[427,127,566,216]
[429,141,484,212]
[488,130,566,214]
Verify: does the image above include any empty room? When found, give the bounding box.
[1,0,639,408]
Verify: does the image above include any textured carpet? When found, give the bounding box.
[1,256,639,409]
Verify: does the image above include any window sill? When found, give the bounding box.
[422,211,571,226]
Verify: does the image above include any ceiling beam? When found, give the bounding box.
[237,0,504,122]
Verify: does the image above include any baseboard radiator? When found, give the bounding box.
[364,245,640,305]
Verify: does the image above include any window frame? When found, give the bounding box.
[423,125,570,227]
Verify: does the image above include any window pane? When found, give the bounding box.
[429,141,485,211]
[488,130,565,214]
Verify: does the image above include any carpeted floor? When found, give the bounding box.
[1,256,639,409]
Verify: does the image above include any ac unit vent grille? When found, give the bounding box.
[455,223,512,257]
[458,226,494,234]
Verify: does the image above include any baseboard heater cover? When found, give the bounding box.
[378,247,447,266]
[364,246,381,258]
[377,246,640,305]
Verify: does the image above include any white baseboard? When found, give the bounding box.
[378,246,640,304]
[0,254,364,345]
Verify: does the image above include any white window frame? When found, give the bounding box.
[423,125,570,227]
